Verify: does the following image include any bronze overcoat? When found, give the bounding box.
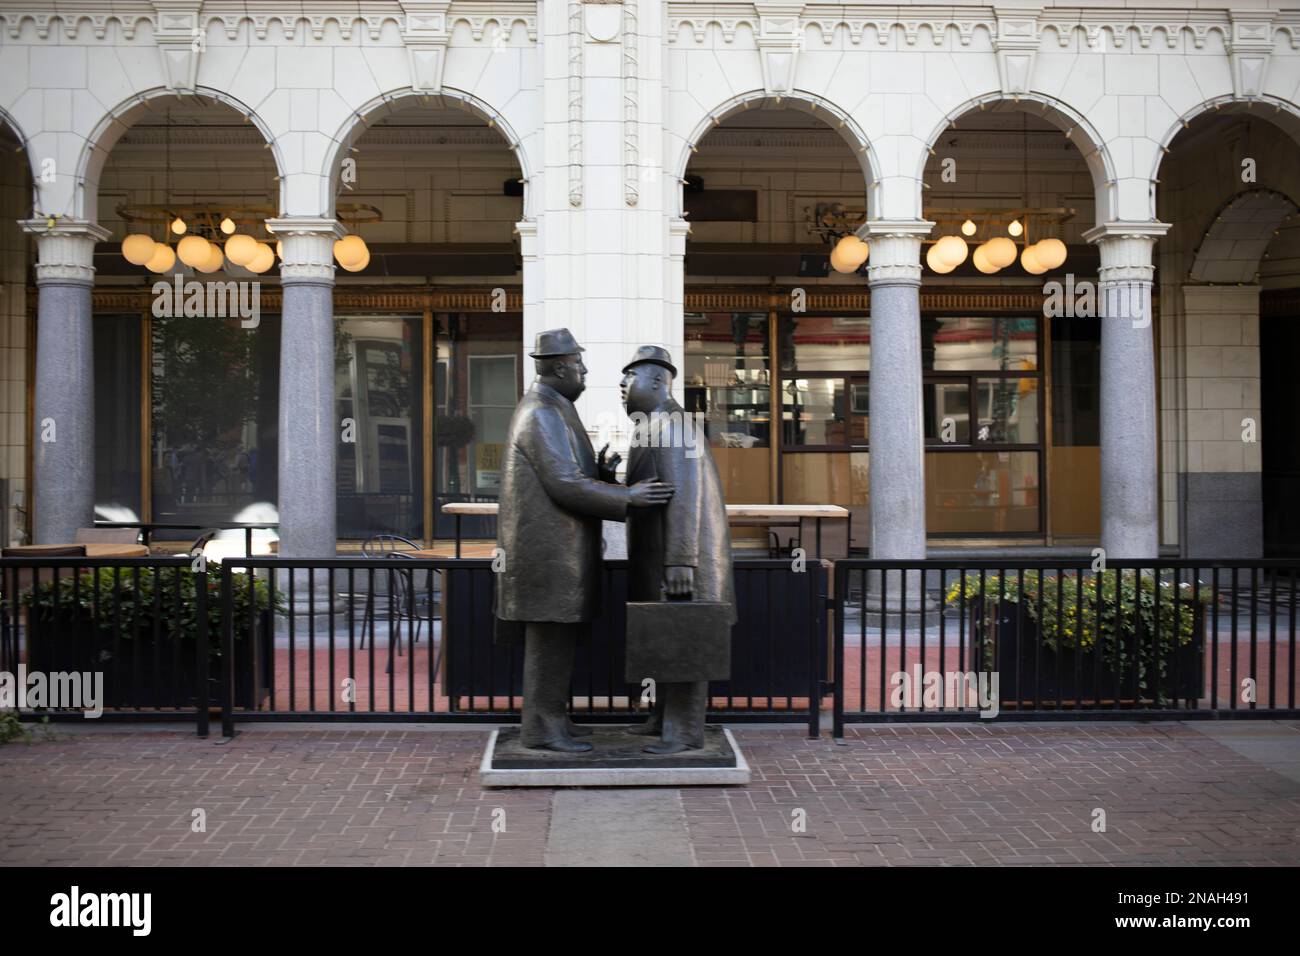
[625,398,737,623]
[495,382,628,623]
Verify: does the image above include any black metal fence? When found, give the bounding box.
[4,555,1296,739]
[833,559,1300,732]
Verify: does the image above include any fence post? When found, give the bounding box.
[832,562,845,740]
[221,564,237,738]
[809,560,826,739]
[195,565,209,738]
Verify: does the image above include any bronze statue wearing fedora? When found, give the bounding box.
[620,346,737,752]
[496,329,674,752]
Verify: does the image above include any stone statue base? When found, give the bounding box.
[479,726,750,787]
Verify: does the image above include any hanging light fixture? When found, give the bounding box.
[984,236,1017,269]
[932,235,968,268]
[122,233,157,265]
[196,241,225,273]
[961,219,977,237]
[170,216,187,236]
[225,233,259,266]
[339,247,371,273]
[246,242,276,274]
[926,243,956,274]
[220,217,236,235]
[829,235,869,274]
[177,234,211,269]
[144,243,176,273]
[334,234,369,269]
[1008,219,1023,237]
[1020,243,1048,275]
[1035,237,1067,270]
[972,243,999,274]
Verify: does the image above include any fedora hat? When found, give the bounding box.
[621,345,677,378]
[529,328,585,358]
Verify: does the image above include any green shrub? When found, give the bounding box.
[19,566,284,661]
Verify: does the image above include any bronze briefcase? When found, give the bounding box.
[624,600,732,684]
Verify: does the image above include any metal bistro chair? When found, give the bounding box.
[356,536,437,668]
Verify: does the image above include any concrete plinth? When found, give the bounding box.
[479,726,751,786]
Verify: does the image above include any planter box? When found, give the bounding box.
[972,599,1205,707]
[27,607,273,711]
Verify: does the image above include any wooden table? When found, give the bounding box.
[5,543,150,559]
[440,502,851,558]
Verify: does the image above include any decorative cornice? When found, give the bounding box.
[0,2,538,43]
[665,6,1300,51]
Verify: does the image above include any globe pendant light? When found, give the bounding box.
[246,243,276,274]
[196,241,225,274]
[225,233,259,266]
[972,243,999,275]
[122,233,157,265]
[1020,243,1048,275]
[933,235,968,268]
[926,243,956,274]
[220,217,236,235]
[339,248,371,273]
[1008,219,1023,237]
[961,219,977,237]
[177,234,211,269]
[170,216,187,236]
[984,236,1017,269]
[1035,237,1068,270]
[145,242,176,274]
[334,234,368,269]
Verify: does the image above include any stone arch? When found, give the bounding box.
[319,87,532,219]
[916,91,1118,225]
[1187,188,1299,285]
[1150,95,1300,189]
[672,89,881,221]
[0,105,36,213]
[75,86,285,223]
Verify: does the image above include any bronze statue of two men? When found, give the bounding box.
[494,328,735,754]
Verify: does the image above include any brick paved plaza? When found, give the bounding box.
[2,721,1298,867]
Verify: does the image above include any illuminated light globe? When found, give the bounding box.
[972,243,999,275]
[829,235,868,274]
[334,234,368,268]
[225,234,258,266]
[220,217,236,235]
[933,235,968,268]
[196,241,224,274]
[1008,219,1024,237]
[177,234,211,269]
[1035,237,1068,270]
[961,219,977,237]
[926,243,956,274]
[339,248,371,273]
[122,233,157,265]
[144,243,176,274]
[246,243,276,274]
[170,217,187,236]
[984,236,1017,269]
[1020,243,1048,275]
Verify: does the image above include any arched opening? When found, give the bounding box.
[1157,110,1300,558]
[918,101,1105,544]
[679,98,872,553]
[0,118,34,547]
[329,96,526,542]
[89,94,281,550]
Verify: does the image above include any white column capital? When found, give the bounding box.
[863,220,934,286]
[265,217,344,282]
[20,218,111,285]
[1083,221,1171,283]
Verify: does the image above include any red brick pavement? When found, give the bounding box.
[1,723,1297,866]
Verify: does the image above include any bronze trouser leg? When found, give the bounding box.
[660,680,708,749]
[521,622,578,747]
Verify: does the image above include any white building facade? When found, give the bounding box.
[2,1,1298,559]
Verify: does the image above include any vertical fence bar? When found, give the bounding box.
[1211,567,1220,711]
[221,565,235,737]
[1230,574,1238,711]
[833,563,845,738]
[329,568,336,714]
[1268,571,1277,710]
[195,567,209,738]
[879,568,887,714]
[1249,566,1258,711]
[308,567,317,713]
[348,567,356,714]
[899,566,908,714]
[1153,564,1162,710]
[808,560,823,738]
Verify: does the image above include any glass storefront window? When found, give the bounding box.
[1049,316,1101,536]
[150,314,280,540]
[926,451,1040,534]
[93,316,143,521]
[782,377,846,446]
[684,312,771,504]
[925,316,1039,372]
[975,377,1039,444]
[923,380,970,445]
[336,316,424,539]
[779,315,871,371]
[435,313,522,538]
